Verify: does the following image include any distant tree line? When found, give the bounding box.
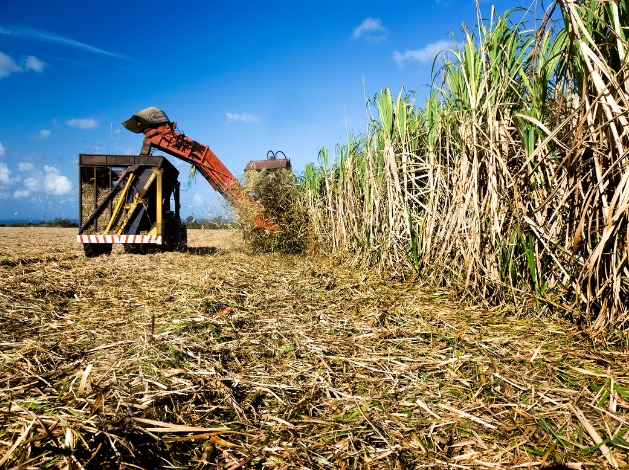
[0,218,79,228]
[184,215,239,230]
[0,216,238,229]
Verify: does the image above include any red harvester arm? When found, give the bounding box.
[123,107,275,231]
[141,122,242,202]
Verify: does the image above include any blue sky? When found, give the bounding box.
[0,0,524,221]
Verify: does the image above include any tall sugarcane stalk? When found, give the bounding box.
[300,0,629,337]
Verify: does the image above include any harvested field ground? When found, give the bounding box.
[1,227,628,469]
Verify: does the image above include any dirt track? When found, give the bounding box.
[1,227,628,469]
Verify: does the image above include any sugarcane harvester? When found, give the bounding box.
[77,107,290,257]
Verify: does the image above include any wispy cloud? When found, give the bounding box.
[66,118,98,129]
[37,129,51,139]
[352,18,387,43]
[0,140,5,157]
[226,112,260,123]
[0,25,132,61]
[24,55,45,73]
[0,50,45,79]
[0,51,21,78]
[393,40,450,67]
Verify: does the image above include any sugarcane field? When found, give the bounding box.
[2,0,629,468]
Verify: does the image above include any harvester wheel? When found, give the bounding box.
[162,213,186,252]
[124,244,147,254]
[162,214,175,251]
[177,224,188,252]
[84,243,112,257]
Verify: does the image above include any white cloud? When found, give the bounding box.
[0,51,47,79]
[352,18,387,43]
[0,162,11,184]
[225,112,260,123]
[0,162,73,200]
[0,140,5,157]
[43,165,72,195]
[18,162,35,171]
[37,129,51,139]
[394,40,451,67]
[24,55,46,73]
[66,118,98,129]
[0,51,21,78]
[24,176,39,191]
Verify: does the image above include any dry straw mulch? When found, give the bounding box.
[1,227,628,469]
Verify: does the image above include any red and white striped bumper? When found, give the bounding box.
[77,234,162,244]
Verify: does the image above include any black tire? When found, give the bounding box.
[123,244,147,254]
[162,214,186,252]
[84,243,112,257]
[161,213,176,252]
[177,224,188,252]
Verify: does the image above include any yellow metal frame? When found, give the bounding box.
[103,168,163,237]
[104,174,135,234]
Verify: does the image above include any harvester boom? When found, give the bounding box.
[140,122,241,202]
[123,107,281,230]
